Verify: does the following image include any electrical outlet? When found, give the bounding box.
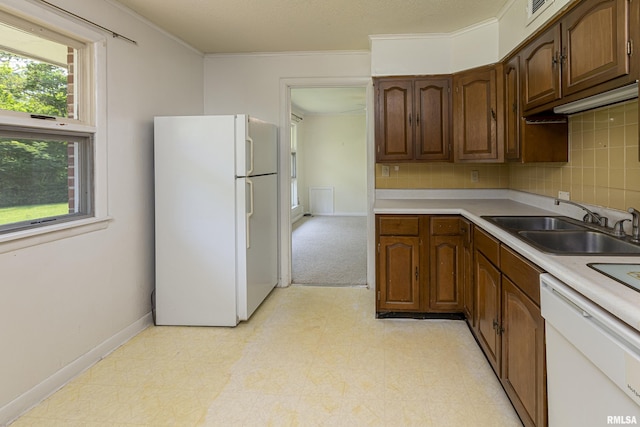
[381,165,390,177]
[471,170,479,183]
[558,191,570,200]
[394,165,400,172]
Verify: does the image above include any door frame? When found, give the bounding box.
[279,77,375,288]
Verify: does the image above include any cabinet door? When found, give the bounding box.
[453,67,502,162]
[414,78,451,161]
[429,234,464,311]
[475,251,501,374]
[378,236,421,311]
[501,277,547,427]
[460,219,474,323]
[562,0,630,96]
[504,56,521,161]
[522,25,562,111]
[375,79,414,162]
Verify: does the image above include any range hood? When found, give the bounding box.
[553,82,638,114]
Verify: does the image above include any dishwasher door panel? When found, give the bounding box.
[540,273,640,425]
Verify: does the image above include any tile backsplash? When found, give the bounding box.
[375,99,640,211]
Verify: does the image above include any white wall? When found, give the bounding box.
[370,20,499,76]
[370,0,575,76]
[204,51,373,287]
[299,114,367,215]
[498,0,574,58]
[204,51,371,124]
[0,0,204,423]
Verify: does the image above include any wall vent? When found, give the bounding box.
[527,0,555,25]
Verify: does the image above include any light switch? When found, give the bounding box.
[471,170,479,182]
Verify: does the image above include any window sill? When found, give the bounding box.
[0,216,113,254]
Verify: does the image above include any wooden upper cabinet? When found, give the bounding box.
[503,54,569,163]
[522,0,633,113]
[561,0,630,96]
[414,78,451,161]
[375,77,452,162]
[504,56,521,161]
[375,79,414,161]
[453,66,504,162]
[522,25,562,112]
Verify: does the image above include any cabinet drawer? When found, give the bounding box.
[500,245,543,306]
[474,227,500,266]
[431,217,461,236]
[378,216,420,236]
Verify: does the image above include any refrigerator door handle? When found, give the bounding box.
[246,137,254,176]
[246,178,254,249]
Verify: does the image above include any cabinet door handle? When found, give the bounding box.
[491,108,496,121]
[408,113,412,126]
[415,267,419,281]
[416,114,420,126]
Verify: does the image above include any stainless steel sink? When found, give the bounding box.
[483,216,586,231]
[518,230,640,255]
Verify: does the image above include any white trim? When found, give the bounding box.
[0,216,112,254]
[280,76,373,289]
[0,1,110,249]
[206,50,370,59]
[0,313,153,426]
[369,18,499,43]
[102,0,203,56]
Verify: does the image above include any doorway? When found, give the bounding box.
[281,82,373,287]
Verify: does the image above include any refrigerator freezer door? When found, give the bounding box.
[236,115,278,177]
[236,173,278,320]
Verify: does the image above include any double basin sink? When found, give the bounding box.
[482,215,640,255]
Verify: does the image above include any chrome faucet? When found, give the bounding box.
[554,199,608,227]
[628,208,640,242]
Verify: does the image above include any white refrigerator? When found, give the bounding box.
[154,115,279,326]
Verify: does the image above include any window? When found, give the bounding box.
[0,10,95,234]
[290,121,299,208]
[0,127,93,231]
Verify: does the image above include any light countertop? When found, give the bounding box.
[374,191,640,333]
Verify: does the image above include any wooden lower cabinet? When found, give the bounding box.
[376,218,548,426]
[429,217,465,311]
[502,277,547,427]
[378,235,421,311]
[472,226,548,427]
[376,215,466,313]
[461,218,474,323]
[474,251,502,373]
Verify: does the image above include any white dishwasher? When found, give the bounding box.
[540,273,640,426]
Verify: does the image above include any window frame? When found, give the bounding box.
[0,126,94,234]
[0,1,109,253]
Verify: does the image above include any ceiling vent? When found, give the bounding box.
[527,0,555,25]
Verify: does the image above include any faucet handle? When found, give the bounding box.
[613,218,630,237]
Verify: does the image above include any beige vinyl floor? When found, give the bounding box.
[10,286,522,426]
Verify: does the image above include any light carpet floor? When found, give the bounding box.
[10,286,522,426]
[292,216,367,286]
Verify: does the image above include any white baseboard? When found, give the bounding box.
[0,313,154,426]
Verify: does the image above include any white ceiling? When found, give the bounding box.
[114,0,510,113]
[115,0,510,53]
[291,87,367,116]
